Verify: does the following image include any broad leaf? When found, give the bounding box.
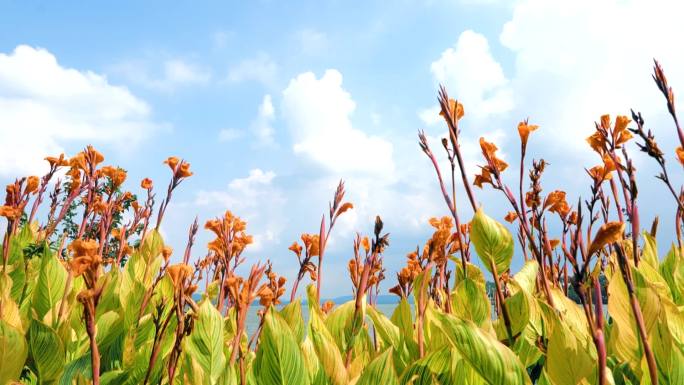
[253,307,309,385]
[470,208,514,275]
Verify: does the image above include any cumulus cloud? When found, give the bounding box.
[498,0,684,155]
[281,69,394,176]
[227,53,278,86]
[196,168,279,209]
[430,30,513,120]
[0,45,158,176]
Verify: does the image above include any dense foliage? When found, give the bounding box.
[1,61,684,385]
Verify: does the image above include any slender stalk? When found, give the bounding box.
[490,261,514,345]
[84,301,100,385]
[615,245,658,385]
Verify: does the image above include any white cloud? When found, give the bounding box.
[227,53,278,86]
[196,168,278,209]
[497,0,684,155]
[251,94,276,145]
[112,57,210,91]
[281,69,394,176]
[0,45,158,176]
[430,30,513,120]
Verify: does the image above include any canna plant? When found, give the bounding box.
[0,60,683,385]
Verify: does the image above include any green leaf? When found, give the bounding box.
[544,312,595,385]
[186,300,226,384]
[511,260,538,295]
[308,301,348,385]
[451,277,491,330]
[0,319,28,384]
[356,349,399,385]
[660,244,684,305]
[29,319,65,382]
[58,354,91,385]
[399,347,455,385]
[280,300,305,344]
[470,208,514,275]
[253,307,309,385]
[139,229,164,265]
[368,306,401,350]
[0,273,24,332]
[390,298,413,339]
[433,311,531,385]
[324,300,356,351]
[32,246,67,322]
[8,226,33,302]
[641,231,659,268]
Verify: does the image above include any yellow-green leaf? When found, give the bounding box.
[470,208,514,275]
[253,307,309,385]
[433,311,531,385]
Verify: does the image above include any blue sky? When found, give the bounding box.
[2,0,684,298]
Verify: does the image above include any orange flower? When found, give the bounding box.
[440,98,465,124]
[164,156,180,171]
[518,120,539,147]
[676,147,684,166]
[204,219,222,236]
[67,167,82,192]
[0,205,20,220]
[92,196,108,214]
[141,178,153,190]
[100,166,127,188]
[586,132,606,155]
[301,234,320,257]
[613,115,633,146]
[479,137,508,173]
[68,239,101,276]
[178,162,193,178]
[167,263,193,287]
[588,222,625,256]
[473,167,493,188]
[479,137,498,159]
[45,153,69,167]
[361,236,370,254]
[26,176,40,194]
[162,246,173,262]
[69,152,87,170]
[321,300,335,314]
[86,146,105,166]
[288,241,303,258]
[588,165,612,183]
[543,190,567,213]
[504,211,517,223]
